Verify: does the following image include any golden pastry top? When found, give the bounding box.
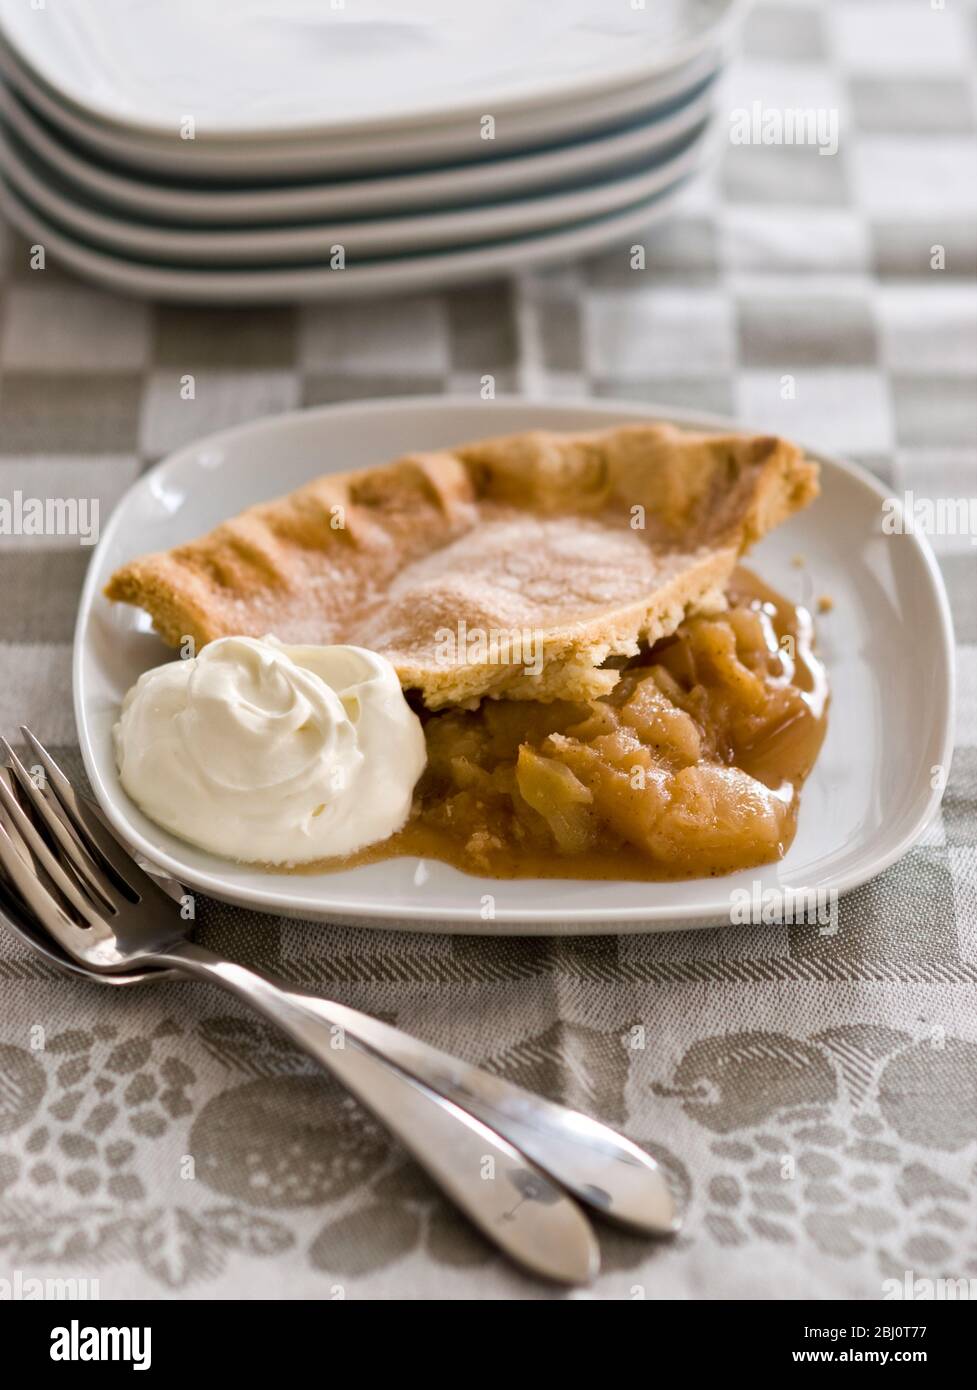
[105,423,818,708]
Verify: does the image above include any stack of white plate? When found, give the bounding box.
[0,1,747,304]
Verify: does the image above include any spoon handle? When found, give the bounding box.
[161,938,677,1238]
[161,939,599,1285]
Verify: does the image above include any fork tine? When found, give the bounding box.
[0,820,99,957]
[19,726,154,897]
[0,775,101,926]
[0,767,39,871]
[2,738,118,911]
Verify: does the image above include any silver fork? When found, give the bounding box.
[0,728,679,1286]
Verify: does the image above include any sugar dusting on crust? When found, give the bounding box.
[104,423,819,707]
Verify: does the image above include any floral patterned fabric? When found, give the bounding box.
[2,895,975,1298]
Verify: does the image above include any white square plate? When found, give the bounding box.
[73,397,954,934]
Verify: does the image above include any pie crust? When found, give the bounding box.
[105,423,819,708]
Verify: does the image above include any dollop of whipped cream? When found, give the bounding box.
[113,636,426,864]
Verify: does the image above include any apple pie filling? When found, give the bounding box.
[328,568,828,882]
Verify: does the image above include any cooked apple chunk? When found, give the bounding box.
[360,568,827,881]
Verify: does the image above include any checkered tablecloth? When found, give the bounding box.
[0,1,974,1301]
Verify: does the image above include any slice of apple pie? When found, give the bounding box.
[106,422,827,880]
[106,423,818,709]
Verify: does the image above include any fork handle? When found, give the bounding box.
[158,940,676,1237]
[158,939,597,1285]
